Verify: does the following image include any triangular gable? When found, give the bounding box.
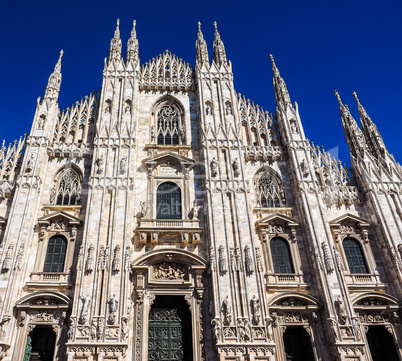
[142,151,194,169]
[38,210,81,227]
[329,213,370,228]
[255,212,299,228]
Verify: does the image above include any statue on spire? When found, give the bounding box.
[126,20,139,64]
[196,21,209,68]
[109,19,122,63]
[270,54,291,104]
[212,21,228,67]
[335,90,367,157]
[44,50,63,100]
[353,91,386,157]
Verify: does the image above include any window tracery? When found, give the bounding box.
[157,105,180,146]
[257,171,284,207]
[53,168,82,206]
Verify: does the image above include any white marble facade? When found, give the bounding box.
[0,20,401,361]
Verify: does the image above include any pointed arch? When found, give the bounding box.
[52,165,83,205]
[152,95,186,146]
[254,167,285,207]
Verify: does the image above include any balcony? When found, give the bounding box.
[27,272,73,290]
[136,218,202,244]
[265,273,307,291]
[344,273,385,291]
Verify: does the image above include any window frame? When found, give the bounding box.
[270,236,295,274]
[156,181,182,220]
[342,237,369,274]
[43,235,68,273]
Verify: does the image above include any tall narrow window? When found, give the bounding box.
[343,238,368,274]
[43,236,67,273]
[270,237,294,274]
[257,171,284,207]
[55,169,81,205]
[157,105,180,145]
[156,182,182,219]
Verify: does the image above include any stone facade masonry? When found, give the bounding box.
[0,20,401,361]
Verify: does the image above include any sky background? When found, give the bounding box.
[0,0,401,165]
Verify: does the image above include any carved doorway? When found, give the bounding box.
[366,326,399,361]
[148,296,192,361]
[283,327,315,361]
[23,326,56,361]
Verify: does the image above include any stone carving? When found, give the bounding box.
[97,317,105,340]
[209,247,216,271]
[121,316,129,340]
[322,242,334,273]
[314,245,324,270]
[192,201,200,219]
[232,158,240,177]
[328,317,339,341]
[150,125,155,141]
[244,245,254,274]
[140,201,148,218]
[96,156,104,174]
[266,224,284,234]
[79,294,91,324]
[108,294,118,325]
[235,247,242,271]
[255,247,264,272]
[14,243,24,271]
[86,244,95,273]
[2,245,13,272]
[238,318,252,342]
[124,246,132,272]
[223,296,233,325]
[218,245,227,273]
[112,245,121,272]
[211,318,221,343]
[25,153,35,173]
[251,296,261,325]
[153,262,186,280]
[211,157,218,177]
[119,157,127,174]
[336,296,347,324]
[333,246,344,271]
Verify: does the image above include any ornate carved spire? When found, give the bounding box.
[196,21,209,67]
[212,21,227,67]
[108,19,122,63]
[270,54,291,104]
[44,50,63,100]
[126,20,139,64]
[335,90,367,158]
[353,91,386,158]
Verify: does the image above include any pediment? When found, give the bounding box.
[16,291,71,309]
[255,212,299,228]
[142,151,194,170]
[329,213,370,228]
[268,292,321,308]
[38,210,81,227]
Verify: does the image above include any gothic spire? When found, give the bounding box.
[196,21,209,68]
[126,20,139,64]
[212,21,228,67]
[270,54,291,105]
[353,91,386,158]
[108,19,122,63]
[335,90,367,158]
[44,50,63,100]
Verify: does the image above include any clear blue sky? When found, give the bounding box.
[1,0,401,165]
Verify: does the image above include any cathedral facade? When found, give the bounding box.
[0,19,401,361]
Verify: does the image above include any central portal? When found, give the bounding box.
[148,296,193,361]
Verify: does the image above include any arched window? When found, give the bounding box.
[270,237,294,274]
[156,182,182,219]
[157,105,180,145]
[55,169,81,205]
[257,171,284,207]
[343,237,368,274]
[43,236,67,273]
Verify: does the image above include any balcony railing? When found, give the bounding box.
[136,218,202,244]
